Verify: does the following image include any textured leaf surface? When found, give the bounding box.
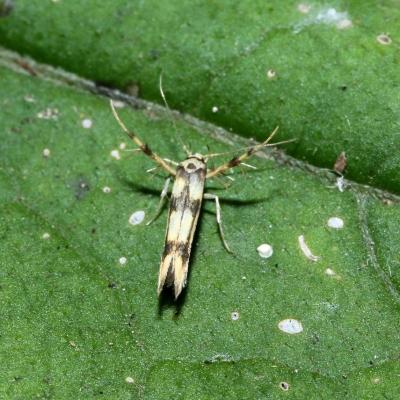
[1,59,400,399]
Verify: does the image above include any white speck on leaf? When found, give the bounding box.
[376,34,392,45]
[119,142,127,150]
[257,243,273,259]
[81,118,93,129]
[102,186,111,193]
[110,149,121,160]
[125,377,134,384]
[129,211,145,225]
[37,108,59,120]
[298,235,320,261]
[267,69,276,79]
[231,311,240,321]
[325,268,336,276]
[42,232,50,240]
[327,217,344,229]
[119,257,127,265]
[42,148,51,158]
[280,381,290,391]
[297,3,311,14]
[278,319,303,334]
[212,106,219,113]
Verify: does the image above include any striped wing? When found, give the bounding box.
[158,158,206,298]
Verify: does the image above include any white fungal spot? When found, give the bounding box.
[129,210,145,225]
[119,257,127,265]
[297,3,311,13]
[42,148,51,158]
[257,243,273,259]
[42,232,50,240]
[278,319,303,334]
[81,118,93,129]
[279,382,290,391]
[110,149,121,160]
[212,106,219,113]
[327,217,344,229]
[267,69,276,79]
[112,100,126,109]
[125,376,134,384]
[298,235,320,262]
[376,34,392,45]
[37,108,59,120]
[325,268,336,276]
[102,186,111,193]
[231,311,240,321]
[119,142,127,150]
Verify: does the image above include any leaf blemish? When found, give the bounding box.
[298,235,320,261]
[327,217,344,229]
[42,148,50,158]
[231,311,239,321]
[129,210,145,225]
[257,243,273,259]
[279,381,290,391]
[376,34,392,45]
[81,118,93,129]
[278,319,303,334]
[110,149,121,160]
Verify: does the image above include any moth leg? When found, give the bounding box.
[146,177,171,226]
[203,193,232,253]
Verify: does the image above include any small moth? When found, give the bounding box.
[110,100,285,299]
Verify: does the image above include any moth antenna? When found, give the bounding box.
[206,126,286,178]
[110,100,176,176]
[159,73,191,157]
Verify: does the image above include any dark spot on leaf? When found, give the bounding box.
[72,178,90,200]
[280,382,289,391]
[108,282,117,289]
[340,85,347,91]
[148,49,160,60]
[91,228,96,234]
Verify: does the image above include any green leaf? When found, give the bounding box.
[1,1,400,398]
[1,57,400,399]
[0,0,399,192]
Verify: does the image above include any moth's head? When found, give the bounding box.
[181,154,206,172]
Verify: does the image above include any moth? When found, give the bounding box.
[110,100,285,299]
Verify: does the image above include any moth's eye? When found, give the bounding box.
[187,163,196,170]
